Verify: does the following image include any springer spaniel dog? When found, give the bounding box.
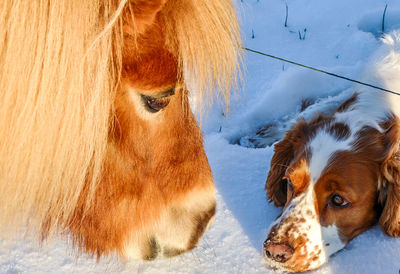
[264,32,400,272]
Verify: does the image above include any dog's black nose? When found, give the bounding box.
[263,239,293,263]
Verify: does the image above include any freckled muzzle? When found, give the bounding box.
[263,190,330,272]
[263,185,349,272]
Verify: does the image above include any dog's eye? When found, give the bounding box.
[283,177,294,201]
[287,180,294,192]
[282,177,294,192]
[330,194,350,208]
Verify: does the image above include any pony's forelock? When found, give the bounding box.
[162,0,242,113]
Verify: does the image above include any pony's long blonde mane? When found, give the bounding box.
[0,1,126,237]
[0,0,240,240]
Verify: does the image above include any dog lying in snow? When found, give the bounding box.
[264,31,400,272]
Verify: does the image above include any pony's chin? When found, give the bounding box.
[123,186,216,261]
[123,236,185,261]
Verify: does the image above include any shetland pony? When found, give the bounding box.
[0,0,241,260]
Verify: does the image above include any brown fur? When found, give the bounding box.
[379,117,400,236]
[336,92,358,112]
[314,149,382,241]
[266,115,331,206]
[69,84,214,257]
[286,158,311,197]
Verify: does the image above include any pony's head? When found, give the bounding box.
[0,0,241,260]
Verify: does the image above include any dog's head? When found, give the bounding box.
[264,98,400,272]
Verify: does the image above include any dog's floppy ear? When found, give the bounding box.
[379,116,400,237]
[265,138,292,206]
[265,120,307,207]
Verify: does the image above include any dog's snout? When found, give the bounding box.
[264,239,293,263]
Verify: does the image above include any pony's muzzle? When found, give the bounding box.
[141,238,185,261]
[124,186,216,260]
[142,202,216,260]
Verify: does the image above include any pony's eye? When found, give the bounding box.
[142,96,171,113]
[330,194,350,208]
[140,88,175,113]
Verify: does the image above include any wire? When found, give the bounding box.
[242,47,400,96]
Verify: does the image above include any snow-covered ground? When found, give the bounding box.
[2,0,400,273]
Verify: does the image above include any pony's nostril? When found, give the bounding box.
[264,241,294,263]
[143,237,160,261]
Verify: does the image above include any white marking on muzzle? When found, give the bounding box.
[321,225,346,257]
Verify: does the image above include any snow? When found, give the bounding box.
[2,0,400,273]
